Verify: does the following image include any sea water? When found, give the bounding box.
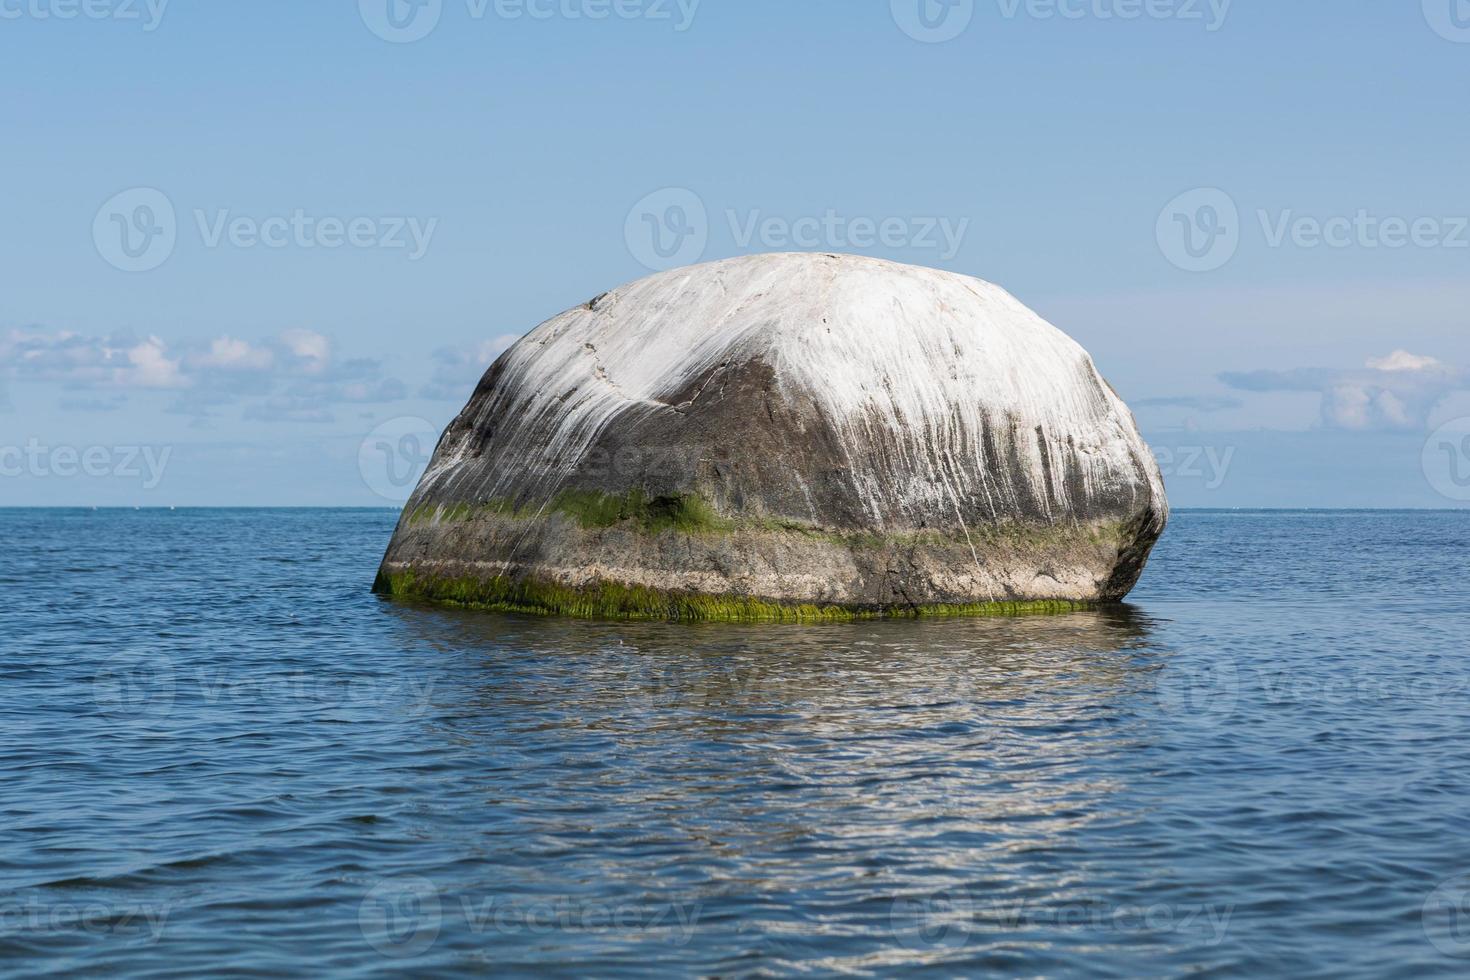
[3,508,1468,976]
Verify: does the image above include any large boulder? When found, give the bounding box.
[375,253,1167,620]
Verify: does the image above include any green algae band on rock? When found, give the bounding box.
[375,253,1169,621]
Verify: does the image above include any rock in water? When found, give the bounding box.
[375,253,1168,620]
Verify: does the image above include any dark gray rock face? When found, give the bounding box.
[376,253,1168,619]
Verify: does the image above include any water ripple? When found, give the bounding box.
[2,509,1469,976]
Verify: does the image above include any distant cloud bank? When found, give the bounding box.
[0,328,407,424]
[1220,350,1466,431]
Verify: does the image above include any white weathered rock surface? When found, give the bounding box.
[378,253,1168,618]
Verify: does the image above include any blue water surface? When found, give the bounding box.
[3,508,1469,977]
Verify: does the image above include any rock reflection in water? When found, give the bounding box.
[375,604,1182,972]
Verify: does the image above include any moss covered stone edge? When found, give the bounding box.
[373,568,1096,623]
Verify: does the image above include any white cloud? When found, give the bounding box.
[280,328,331,375]
[1,327,406,421]
[189,336,275,372]
[0,330,190,389]
[1365,349,1442,373]
[1222,350,1466,432]
[122,335,189,389]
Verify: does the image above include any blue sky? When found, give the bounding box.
[2,0,1469,507]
